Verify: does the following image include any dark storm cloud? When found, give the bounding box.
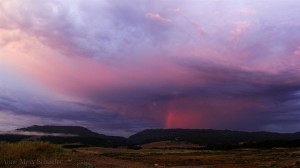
[0,94,156,136]
[83,62,300,131]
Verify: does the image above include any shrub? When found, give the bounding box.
[77,162,96,168]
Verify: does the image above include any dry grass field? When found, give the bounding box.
[1,141,300,168]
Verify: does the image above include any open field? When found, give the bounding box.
[1,141,300,168]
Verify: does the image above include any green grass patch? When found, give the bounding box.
[0,141,63,162]
[77,162,96,168]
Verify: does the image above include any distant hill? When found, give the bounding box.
[1,125,127,147]
[128,129,300,146]
[16,125,102,137]
[2,126,300,149]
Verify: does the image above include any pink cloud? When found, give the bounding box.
[173,10,206,38]
[163,97,267,129]
[230,21,250,42]
[1,30,207,103]
[167,7,206,38]
[294,46,300,56]
[145,13,172,23]
[237,9,257,15]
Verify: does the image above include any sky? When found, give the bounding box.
[0,0,300,136]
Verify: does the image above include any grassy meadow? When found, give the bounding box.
[1,141,300,168]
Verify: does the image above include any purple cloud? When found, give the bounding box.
[0,0,300,135]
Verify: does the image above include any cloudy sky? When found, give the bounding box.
[0,0,300,136]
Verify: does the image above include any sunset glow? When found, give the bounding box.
[1,0,300,136]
